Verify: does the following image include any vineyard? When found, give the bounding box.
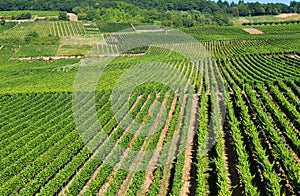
[50,21,85,37]
[0,20,300,196]
[255,23,300,34]
[0,21,86,39]
[0,21,52,39]
[97,22,134,33]
[13,45,59,57]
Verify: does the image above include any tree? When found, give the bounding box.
[58,12,69,21]
[148,8,158,21]
[238,3,250,16]
[14,13,31,20]
[223,1,230,7]
[272,8,279,15]
[181,12,194,27]
[28,31,39,38]
[217,0,225,8]
[72,6,82,14]
[0,19,5,25]
[86,9,96,21]
[232,6,239,17]
[290,1,300,13]
[77,13,87,20]
[214,10,231,25]
[256,4,266,15]
[25,31,39,43]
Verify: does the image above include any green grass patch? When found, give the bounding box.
[184,25,249,41]
[0,22,17,33]
[0,10,59,17]
[13,45,59,57]
[96,22,134,33]
[231,13,300,25]
[0,58,79,94]
[0,58,78,71]
[57,45,92,56]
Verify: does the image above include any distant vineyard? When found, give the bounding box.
[185,24,300,41]
[256,23,300,34]
[96,23,162,33]
[219,53,300,84]
[89,43,120,55]
[242,20,300,26]
[184,26,249,40]
[83,23,100,34]
[13,45,59,57]
[97,22,134,32]
[133,24,163,31]
[0,21,51,39]
[186,26,247,36]
[203,38,300,58]
[50,21,85,37]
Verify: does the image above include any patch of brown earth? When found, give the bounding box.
[275,13,300,19]
[67,13,78,21]
[243,28,264,35]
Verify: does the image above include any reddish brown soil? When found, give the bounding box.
[140,95,178,194]
[243,28,264,35]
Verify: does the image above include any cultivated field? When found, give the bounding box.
[231,13,300,25]
[50,21,85,37]
[0,19,300,196]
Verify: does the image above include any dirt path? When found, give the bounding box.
[179,61,200,195]
[221,118,232,189]
[192,63,199,89]
[9,56,82,61]
[291,54,300,60]
[199,61,204,95]
[159,82,191,195]
[101,34,107,45]
[139,95,178,194]
[96,95,156,195]
[180,94,198,196]
[136,30,165,33]
[9,53,145,61]
[131,23,136,31]
[243,28,264,35]
[89,53,145,57]
[75,96,143,196]
[158,108,184,195]
[117,94,170,196]
[67,13,78,21]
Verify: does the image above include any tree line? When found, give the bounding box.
[0,0,299,27]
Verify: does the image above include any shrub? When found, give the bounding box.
[0,19,5,25]
[58,12,69,21]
